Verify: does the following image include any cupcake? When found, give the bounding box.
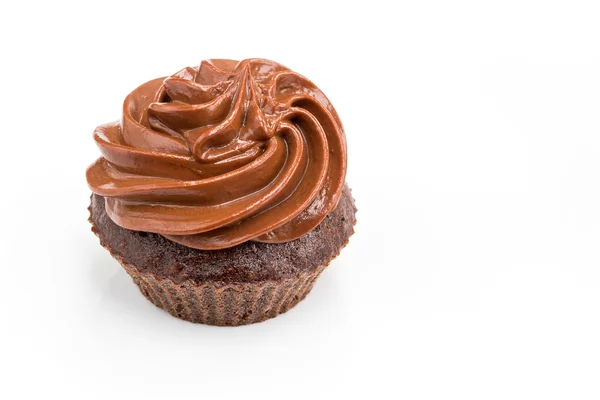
[87,58,356,326]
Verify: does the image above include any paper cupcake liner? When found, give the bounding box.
[118,261,327,326]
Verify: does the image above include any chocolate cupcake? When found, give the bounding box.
[86,58,356,326]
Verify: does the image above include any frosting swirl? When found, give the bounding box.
[86,58,347,250]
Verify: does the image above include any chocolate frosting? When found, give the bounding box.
[86,58,347,250]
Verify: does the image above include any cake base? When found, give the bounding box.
[120,260,326,326]
[89,185,356,326]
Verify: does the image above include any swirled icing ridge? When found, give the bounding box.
[86,58,346,250]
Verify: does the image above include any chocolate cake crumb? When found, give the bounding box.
[90,185,356,285]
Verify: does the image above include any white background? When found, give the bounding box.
[1,0,599,398]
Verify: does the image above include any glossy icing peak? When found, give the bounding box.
[87,58,346,250]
